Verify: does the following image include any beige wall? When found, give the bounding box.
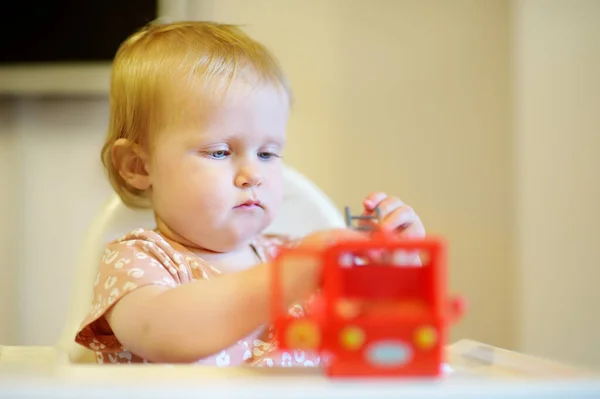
[0,0,598,368]
[515,0,600,368]
[0,98,113,345]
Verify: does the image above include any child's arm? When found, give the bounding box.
[105,256,318,363]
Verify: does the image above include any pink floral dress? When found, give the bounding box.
[75,228,321,367]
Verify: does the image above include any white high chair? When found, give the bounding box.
[56,165,346,363]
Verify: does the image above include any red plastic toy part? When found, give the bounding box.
[270,229,466,378]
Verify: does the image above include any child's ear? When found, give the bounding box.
[112,139,151,191]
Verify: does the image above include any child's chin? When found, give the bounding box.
[225,224,270,245]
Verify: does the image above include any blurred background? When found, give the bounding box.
[0,0,598,369]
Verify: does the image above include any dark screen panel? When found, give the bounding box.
[0,0,157,64]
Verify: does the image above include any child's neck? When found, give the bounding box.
[194,244,261,274]
[153,218,262,274]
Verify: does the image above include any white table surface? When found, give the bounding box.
[1,345,600,399]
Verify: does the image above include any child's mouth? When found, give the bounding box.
[235,199,262,209]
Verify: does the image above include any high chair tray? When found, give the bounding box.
[1,343,599,399]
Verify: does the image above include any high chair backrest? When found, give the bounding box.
[56,165,346,363]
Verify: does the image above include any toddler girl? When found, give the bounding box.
[74,20,425,366]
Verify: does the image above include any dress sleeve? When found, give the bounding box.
[75,233,185,351]
[259,233,302,260]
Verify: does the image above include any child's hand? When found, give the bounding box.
[279,228,367,303]
[361,192,425,238]
[298,227,367,249]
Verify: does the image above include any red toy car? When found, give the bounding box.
[270,207,466,378]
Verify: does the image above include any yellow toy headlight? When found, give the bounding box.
[285,319,321,350]
[414,325,437,350]
[339,326,366,351]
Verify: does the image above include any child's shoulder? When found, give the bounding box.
[102,228,195,277]
[105,228,183,259]
[110,228,169,246]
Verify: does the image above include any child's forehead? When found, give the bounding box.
[155,80,289,144]
[163,73,285,107]
[163,78,289,122]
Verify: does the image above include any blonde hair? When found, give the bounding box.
[101,20,291,208]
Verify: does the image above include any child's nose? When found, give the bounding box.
[234,166,263,188]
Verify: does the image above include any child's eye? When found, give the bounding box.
[207,150,230,159]
[258,152,279,160]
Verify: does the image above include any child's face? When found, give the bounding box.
[146,82,289,252]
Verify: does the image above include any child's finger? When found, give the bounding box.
[397,220,426,238]
[380,205,416,231]
[362,192,388,211]
[396,215,427,240]
[373,196,404,219]
[358,198,396,230]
